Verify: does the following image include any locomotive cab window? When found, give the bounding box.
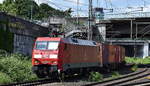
[48,41,59,50]
[35,41,59,50]
[35,41,47,50]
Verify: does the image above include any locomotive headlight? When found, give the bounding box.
[52,61,57,64]
[49,54,57,58]
[35,60,40,64]
[34,54,42,58]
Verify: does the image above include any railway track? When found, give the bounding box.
[121,80,150,86]
[83,68,150,86]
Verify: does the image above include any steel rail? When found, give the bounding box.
[121,80,150,86]
[83,68,149,86]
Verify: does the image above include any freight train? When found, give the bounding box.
[32,37,125,78]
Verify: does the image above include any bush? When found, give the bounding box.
[0,72,12,84]
[0,53,38,84]
[125,57,150,64]
[131,64,138,72]
[111,71,120,78]
[0,49,8,58]
[89,72,103,82]
[10,53,30,60]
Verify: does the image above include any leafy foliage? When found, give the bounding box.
[1,0,72,20]
[15,0,39,19]
[125,57,150,64]
[37,3,55,19]
[1,0,17,15]
[111,71,120,78]
[89,72,103,82]
[0,72,12,84]
[131,64,138,72]
[0,53,38,84]
[0,4,2,11]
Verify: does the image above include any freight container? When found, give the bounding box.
[59,42,103,71]
[102,44,109,64]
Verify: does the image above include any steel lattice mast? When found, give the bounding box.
[88,0,93,40]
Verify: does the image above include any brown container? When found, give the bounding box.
[116,46,120,63]
[119,46,122,63]
[102,44,109,64]
[114,46,125,63]
[108,45,116,63]
[59,42,103,70]
[120,46,125,63]
[65,44,101,63]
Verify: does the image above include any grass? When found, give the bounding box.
[125,57,150,64]
[131,64,138,72]
[89,72,103,82]
[111,71,120,78]
[125,57,150,72]
[0,52,38,84]
[88,71,122,82]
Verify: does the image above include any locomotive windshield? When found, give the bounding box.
[35,41,59,50]
[36,41,47,50]
[48,41,59,50]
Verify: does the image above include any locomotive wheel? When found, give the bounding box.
[58,72,65,81]
[36,72,46,78]
[36,66,48,78]
[48,72,59,79]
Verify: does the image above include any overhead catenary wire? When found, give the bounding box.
[46,0,63,10]
[63,0,88,6]
[96,0,98,7]
[141,0,150,7]
[108,0,113,9]
[39,0,149,18]
[48,0,88,12]
[104,0,108,8]
[40,0,150,13]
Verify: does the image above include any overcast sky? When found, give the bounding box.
[1,0,150,16]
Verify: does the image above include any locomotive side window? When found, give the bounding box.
[48,41,59,50]
[72,38,78,43]
[35,41,47,50]
[93,42,96,45]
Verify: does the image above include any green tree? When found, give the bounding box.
[1,0,17,15]
[0,4,2,11]
[15,0,39,19]
[64,8,72,17]
[38,3,72,18]
[1,0,72,20]
[38,3,55,19]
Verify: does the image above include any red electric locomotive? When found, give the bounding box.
[32,37,125,78]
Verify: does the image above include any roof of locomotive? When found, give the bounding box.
[36,37,61,41]
[35,37,97,46]
[61,38,97,46]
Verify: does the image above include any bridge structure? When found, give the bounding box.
[96,16,150,58]
[105,12,150,19]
